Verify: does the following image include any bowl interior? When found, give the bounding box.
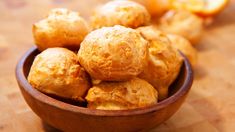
[16,46,193,116]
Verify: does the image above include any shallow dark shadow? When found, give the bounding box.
[42,121,61,132]
[193,65,208,80]
[194,37,216,52]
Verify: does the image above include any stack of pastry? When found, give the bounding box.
[28,0,228,110]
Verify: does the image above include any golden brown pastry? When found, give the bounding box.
[86,78,158,110]
[33,8,90,51]
[27,48,91,101]
[78,25,148,81]
[167,34,198,67]
[158,10,204,44]
[130,0,169,17]
[90,0,150,29]
[137,26,183,100]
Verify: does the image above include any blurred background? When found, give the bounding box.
[0,0,235,131]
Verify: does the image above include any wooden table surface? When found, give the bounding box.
[0,0,235,131]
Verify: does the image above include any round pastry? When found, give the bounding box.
[86,78,158,110]
[90,0,150,29]
[167,34,198,67]
[78,25,148,81]
[137,26,183,100]
[27,48,91,101]
[33,8,90,51]
[158,10,204,44]
[130,0,169,17]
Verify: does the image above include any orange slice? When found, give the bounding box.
[200,0,229,16]
[169,0,229,17]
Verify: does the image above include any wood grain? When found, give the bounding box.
[15,47,193,132]
[0,0,235,131]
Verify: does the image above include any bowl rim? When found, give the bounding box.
[15,46,193,117]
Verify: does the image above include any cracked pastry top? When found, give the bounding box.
[86,78,158,110]
[27,48,91,102]
[137,26,183,100]
[78,25,148,81]
[90,0,150,29]
[33,8,90,51]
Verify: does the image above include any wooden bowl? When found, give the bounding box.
[15,46,193,132]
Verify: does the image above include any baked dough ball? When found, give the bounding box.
[86,78,158,110]
[167,34,198,67]
[130,0,169,17]
[33,8,90,51]
[78,25,148,81]
[28,48,91,101]
[158,10,203,44]
[91,0,150,29]
[137,26,183,100]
